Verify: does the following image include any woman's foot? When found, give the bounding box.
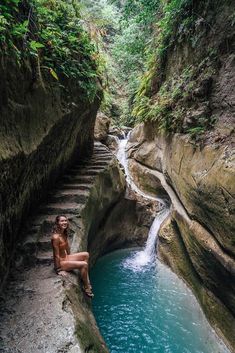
[83,284,94,298]
[58,270,68,277]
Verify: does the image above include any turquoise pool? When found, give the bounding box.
[91,248,230,353]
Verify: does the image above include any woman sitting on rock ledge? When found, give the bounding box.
[51,215,94,298]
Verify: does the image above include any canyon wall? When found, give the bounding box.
[127,123,235,352]
[0,142,156,352]
[0,55,102,287]
[126,1,235,350]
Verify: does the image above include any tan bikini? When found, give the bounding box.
[58,237,69,260]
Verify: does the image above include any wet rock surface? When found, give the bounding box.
[89,197,156,264]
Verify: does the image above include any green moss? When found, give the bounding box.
[75,320,107,353]
[65,285,109,353]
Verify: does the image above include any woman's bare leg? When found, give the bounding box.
[60,260,91,287]
[66,253,91,285]
[67,252,89,263]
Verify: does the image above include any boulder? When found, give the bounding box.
[109,126,125,139]
[105,134,119,153]
[94,113,111,142]
[128,158,168,199]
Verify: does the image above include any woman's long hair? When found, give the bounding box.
[52,215,68,236]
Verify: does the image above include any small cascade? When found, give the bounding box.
[117,138,164,203]
[116,136,170,271]
[123,208,170,271]
[144,208,170,260]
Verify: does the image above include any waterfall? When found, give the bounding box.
[117,139,165,204]
[116,137,170,271]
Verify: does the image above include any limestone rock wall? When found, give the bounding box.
[89,197,155,262]
[0,143,124,353]
[127,123,235,351]
[0,56,102,287]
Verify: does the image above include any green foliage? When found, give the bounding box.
[117,0,160,26]
[79,0,162,126]
[132,0,221,136]
[0,0,99,101]
[187,126,205,138]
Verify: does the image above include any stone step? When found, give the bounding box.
[94,142,108,148]
[93,149,109,154]
[36,250,53,265]
[60,183,92,191]
[53,189,90,197]
[93,148,110,154]
[26,224,41,236]
[29,214,55,229]
[66,169,101,177]
[37,235,52,251]
[23,234,52,253]
[89,156,112,162]
[84,161,109,167]
[50,190,89,204]
[40,202,82,215]
[79,158,110,166]
[62,174,95,183]
[69,165,105,173]
[22,235,39,253]
[93,151,112,155]
[92,152,113,158]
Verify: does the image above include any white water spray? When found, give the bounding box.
[117,139,165,204]
[116,137,170,271]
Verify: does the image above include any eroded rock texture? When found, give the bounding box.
[127,123,235,351]
[0,143,123,353]
[0,56,102,287]
[125,2,235,348]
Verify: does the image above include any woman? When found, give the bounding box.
[51,215,94,298]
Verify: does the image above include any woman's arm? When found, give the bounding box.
[66,238,70,255]
[51,235,61,272]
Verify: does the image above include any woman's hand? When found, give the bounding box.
[57,270,68,277]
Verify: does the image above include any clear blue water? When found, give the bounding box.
[90,248,230,353]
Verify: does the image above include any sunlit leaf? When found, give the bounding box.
[49,68,59,80]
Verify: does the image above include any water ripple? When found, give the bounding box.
[91,249,230,353]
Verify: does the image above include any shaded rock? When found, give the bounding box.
[128,124,235,256]
[158,212,235,353]
[109,126,125,139]
[89,197,155,264]
[163,134,235,256]
[105,134,119,153]
[0,56,102,287]
[127,123,165,171]
[128,158,168,199]
[94,113,111,142]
